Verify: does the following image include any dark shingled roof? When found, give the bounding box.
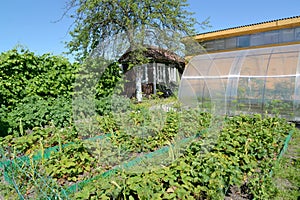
[118,46,185,73]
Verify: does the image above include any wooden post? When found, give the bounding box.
[153,62,157,94]
[136,66,142,102]
[162,63,166,83]
[144,64,148,83]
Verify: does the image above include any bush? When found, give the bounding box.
[0,96,73,136]
[0,48,125,137]
[0,48,78,109]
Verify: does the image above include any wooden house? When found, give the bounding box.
[118,47,185,101]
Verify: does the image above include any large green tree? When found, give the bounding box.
[65,0,209,61]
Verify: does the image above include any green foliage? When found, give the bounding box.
[1,78,297,200]
[95,62,123,99]
[271,127,300,199]
[0,125,77,157]
[0,105,10,137]
[0,48,78,136]
[0,152,68,200]
[66,0,208,60]
[71,114,295,199]
[0,180,19,200]
[0,48,78,108]
[95,103,211,154]
[44,140,95,184]
[1,96,73,135]
[73,57,125,118]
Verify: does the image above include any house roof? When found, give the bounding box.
[118,46,185,73]
[194,15,300,41]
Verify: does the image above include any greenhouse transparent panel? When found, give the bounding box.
[184,55,213,77]
[178,79,200,107]
[237,77,265,114]
[267,52,298,76]
[204,78,227,114]
[208,55,234,76]
[264,77,295,118]
[239,54,269,76]
[179,44,300,121]
[201,83,213,111]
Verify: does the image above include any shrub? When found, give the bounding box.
[0,48,78,109]
[0,96,73,135]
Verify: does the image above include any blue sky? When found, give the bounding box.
[0,0,299,59]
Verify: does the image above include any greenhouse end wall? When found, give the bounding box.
[179,44,300,121]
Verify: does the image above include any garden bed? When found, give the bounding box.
[1,111,295,199]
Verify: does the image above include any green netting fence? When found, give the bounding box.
[0,130,203,199]
[0,148,69,200]
[0,129,294,199]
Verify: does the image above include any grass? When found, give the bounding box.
[272,124,300,200]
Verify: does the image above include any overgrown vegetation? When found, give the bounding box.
[0,48,77,107]
[0,47,299,199]
[69,114,296,200]
[1,98,299,199]
[0,48,78,136]
[0,48,125,137]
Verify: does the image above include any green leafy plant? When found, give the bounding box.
[0,48,78,137]
[0,125,77,158]
[44,140,95,184]
[0,48,78,108]
[71,114,295,199]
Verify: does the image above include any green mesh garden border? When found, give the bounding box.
[0,133,111,169]
[63,128,295,197]
[0,148,70,200]
[0,134,110,200]
[0,130,204,198]
[0,128,294,199]
[269,129,293,177]
[63,130,205,196]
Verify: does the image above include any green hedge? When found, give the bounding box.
[0,48,78,108]
[0,48,126,137]
[0,48,78,136]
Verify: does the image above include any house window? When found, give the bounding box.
[169,66,178,83]
[237,35,250,48]
[251,33,264,46]
[215,39,225,50]
[264,30,279,44]
[281,28,295,42]
[173,68,178,82]
[204,41,215,51]
[225,37,236,49]
[141,64,148,83]
[157,63,165,83]
[295,27,300,41]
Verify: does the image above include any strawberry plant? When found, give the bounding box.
[70,114,295,200]
[44,140,95,184]
[0,125,77,158]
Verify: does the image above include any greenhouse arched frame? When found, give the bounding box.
[179,44,300,121]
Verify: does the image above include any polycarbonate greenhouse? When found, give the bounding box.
[179,44,300,121]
